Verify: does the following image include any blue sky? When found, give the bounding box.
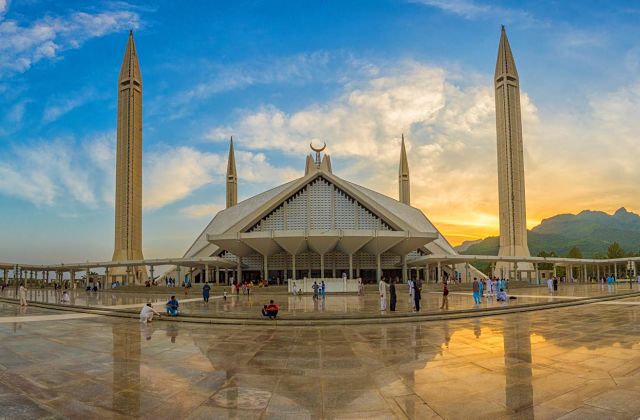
[1,0,640,263]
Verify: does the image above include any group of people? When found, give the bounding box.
[311,281,326,300]
[472,277,510,304]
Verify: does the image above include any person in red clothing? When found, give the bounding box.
[440,282,449,310]
[261,300,280,319]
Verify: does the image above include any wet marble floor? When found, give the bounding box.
[1,283,635,318]
[1,296,640,419]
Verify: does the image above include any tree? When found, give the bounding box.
[537,250,557,270]
[567,247,583,259]
[607,242,625,259]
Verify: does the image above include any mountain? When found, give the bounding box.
[459,208,640,257]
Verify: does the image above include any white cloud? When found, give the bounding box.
[43,87,96,123]
[205,60,640,241]
[0,7,140,75]
[180,203,225,218]
[412,0,537,26]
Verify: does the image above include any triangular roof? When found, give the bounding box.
[184,169,458,258]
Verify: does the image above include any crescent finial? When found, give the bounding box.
[310,141,326,153]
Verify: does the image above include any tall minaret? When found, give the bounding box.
[494,26,532,276]
[112,31,147,283]
[399,134,410,205]
[226,137,237,208]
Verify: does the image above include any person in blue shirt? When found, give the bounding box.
[166,295,179,316]
[202,282,211,303]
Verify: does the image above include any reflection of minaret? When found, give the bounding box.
[112,322,140,415]
[399,134,410,205]
[503,316,534,417]
[112,31,147,283]
[226,137,237,208]
[494,26,532,276]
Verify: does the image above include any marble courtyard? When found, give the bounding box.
[2,285,640,419]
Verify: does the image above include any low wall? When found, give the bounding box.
[288,277,360,294]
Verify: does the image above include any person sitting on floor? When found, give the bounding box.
[496,288,508,302]
[140,303,161,323]
[166,296,180,316]
[261,300,280,320]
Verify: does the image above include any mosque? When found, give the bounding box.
[111,26,530,285]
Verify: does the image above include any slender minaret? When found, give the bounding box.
[112,31,147,283]
[494,26,532,276]
[226,137,237,208]
[399,134,410,205]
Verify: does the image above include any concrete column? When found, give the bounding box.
[426,265,430,283]
[86,267,91,287]
[513,261,518,282]
[633,261,637,281]
[402,255,408,283]
[348,254,353,280]
[465,263,469,284]
[597,264,600,280]
[104,267,109,289]
[320,254,325,279]
[332,253,336,278]
[376,253,382,284]
[176,266,181,286]
[263,255,268,281]
[71,271,76,289]
[237,257,242,283]
[215,267,220,284]
[204,265,208,283]
[553,264,557,277]
[3,268,6,285]
[150,266,155,284]
[189,267,194,283]
[292,255,297,281]
[437,261,442,284]
[535,263,540,284]
[583,265,587,283]
[614,264,617,280]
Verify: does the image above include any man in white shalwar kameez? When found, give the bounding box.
[140,303,161,323]
[379,278,388,311]
[485,279,493,302]
[18,284,27,306]
[408,279,415,309]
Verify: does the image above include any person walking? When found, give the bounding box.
[414,281,421,312]
[312,281,320,300]
[202,282,211,303]
[379,278,388,311]
[408,278,415,309]
[472,278,480,304]
[321,281,326,299]
[18,283,27,306]
[389,280,397,312]
[440,282,449,310]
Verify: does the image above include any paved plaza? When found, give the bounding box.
[1,289,640,419]
[1,283,635,319]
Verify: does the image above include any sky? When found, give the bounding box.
[1,0,640,264]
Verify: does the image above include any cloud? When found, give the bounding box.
[205,60,640,243]
[0,6,140,75]
[180,203,225,219]
[43,87,97,123]
[412,0,537,25]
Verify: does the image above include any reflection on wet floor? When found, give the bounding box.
[1,299,640,418]
[1,284,637,318]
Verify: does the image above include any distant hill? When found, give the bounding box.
[458,208,640,257]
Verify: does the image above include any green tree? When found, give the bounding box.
[607,242,625,259]
[566,247,583,259]
[537,250,557,270]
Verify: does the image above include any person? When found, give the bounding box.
[408,278,415,309]
[485,277,493,302]
[291,281,297,295]
[166,296,179,317]
[261,300,280,319]
[202,282,211,303]
[140,303,161,323]
[478,277,484,301]
[472,278,481,304]
[414,281,421,312]
[18,283,27,306]
[547,277,554,294]
[223,288,228,301]
[553,277,558,292]
[342,271,347,281]
[60,290,70,303]
[379,278,388,311]
[312,281,320,300]
[357,278,364,296]
[389,280,397,312]
[440,282,449,310]
[246,281,252,296]
[496,288,508,302]
[321,281,326,299]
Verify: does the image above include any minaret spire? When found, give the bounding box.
[112,31,147,283]
[226,136,238,208]
[494,26,532,278]
[399,134,410,205]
